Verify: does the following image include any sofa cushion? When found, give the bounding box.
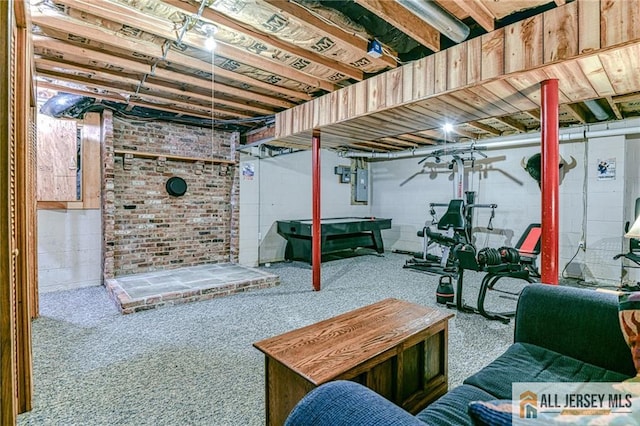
[464,342,632,400]
[619,291,640,378]
[285,381,426,426]
[467,399,513,426]
[416,384,495,426]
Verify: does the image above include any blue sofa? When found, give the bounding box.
[285,285,636,425]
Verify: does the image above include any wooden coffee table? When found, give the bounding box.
[253,298,454,425]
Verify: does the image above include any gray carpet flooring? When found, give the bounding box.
[18,252,522,426]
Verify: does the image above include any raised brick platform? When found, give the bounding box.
[105,263,279,314]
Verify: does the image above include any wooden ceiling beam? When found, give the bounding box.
[451,127,478,139]
[206,82,294,109]
[605,96,623,120]
[210,42,335,92]
[212,66,311,101]
[162,0,364,81]
[32,11,334,94]
[523,109,541,122]
[353,140,405,150]
[39,67,275,116]
[494,116,527,132]
[36,73,255,118]
[33,35,310,104]
[347,142,385,152]
[612,92,640,104]
[262,0,396,69]
[36,80,126,103]
[393,134,437,144]
[37,80,242,120]
[445,0,495,32]
[466,121,501,136]
[379,137,419,148]
[354,0,440,51]
[564,103,589,124]
[36,48,299,110]
[48,0,340,90]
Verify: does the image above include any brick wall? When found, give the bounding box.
[103,115,239,277]
[102,111,115,280]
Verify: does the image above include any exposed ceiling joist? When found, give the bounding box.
[33,10,336,93]
[353,140,405,151]
[493,116,528,133]
[38,71,256,118]
[162,0,364,81]
[36,80,240,120]
[445,0,495,32]
[35,56,293,110]
[564,103,589,124]
[261,0,397,69]
[467,121,501,136]
[354,0,440,51]
[35,36,268,106]
[605,96,623,120]
[379,137,419,148]
[451,127,478,139]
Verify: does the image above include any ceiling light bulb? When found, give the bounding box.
[443,123,453,133]
[205,37,216,51]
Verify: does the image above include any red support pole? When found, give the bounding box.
[311,129,321,291]
[540,79,559,285]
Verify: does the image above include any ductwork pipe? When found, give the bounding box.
[584,100,610,121]
[338,122,640,160]
[397,0,470,43]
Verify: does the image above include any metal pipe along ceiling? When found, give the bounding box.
[338,121,640,160]
[396,0,470,43]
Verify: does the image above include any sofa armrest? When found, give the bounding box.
[285,381,426,426]
[514,285,634,377]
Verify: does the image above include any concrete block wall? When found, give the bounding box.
[370,145,547,255]
[623,134,640,285]
[38,209,102,293]
[583,135,626,284]
[239,149,370,266]
[103,114,239,277]
[368,127,640,285]
[368,140,613,281]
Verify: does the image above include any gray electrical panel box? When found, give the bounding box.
[355,168,368,202]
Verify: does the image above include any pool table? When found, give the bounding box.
[276,217,392,263]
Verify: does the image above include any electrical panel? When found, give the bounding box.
[355,168,368,202]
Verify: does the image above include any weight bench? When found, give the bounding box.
[447,224,542,323]
[515,223,542,277]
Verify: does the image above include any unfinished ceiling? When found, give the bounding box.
[30,0,640,150]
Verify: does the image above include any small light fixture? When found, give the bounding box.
[442,122,453,133]
[202,23,218,51]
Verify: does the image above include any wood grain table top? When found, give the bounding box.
[253,298,454,385]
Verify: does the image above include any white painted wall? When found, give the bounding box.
[38,209,102,292]
[370,144,551,254]
[583,135,626,284]
[369,136,637,284]
[238,120,640,283]
[239,149,370,265]
[623,134,640,285]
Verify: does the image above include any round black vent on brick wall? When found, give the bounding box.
[166,176,187,197]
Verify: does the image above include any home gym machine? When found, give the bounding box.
[443,224,542,323]
[404,147,497,276]
[404,191,497,275]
